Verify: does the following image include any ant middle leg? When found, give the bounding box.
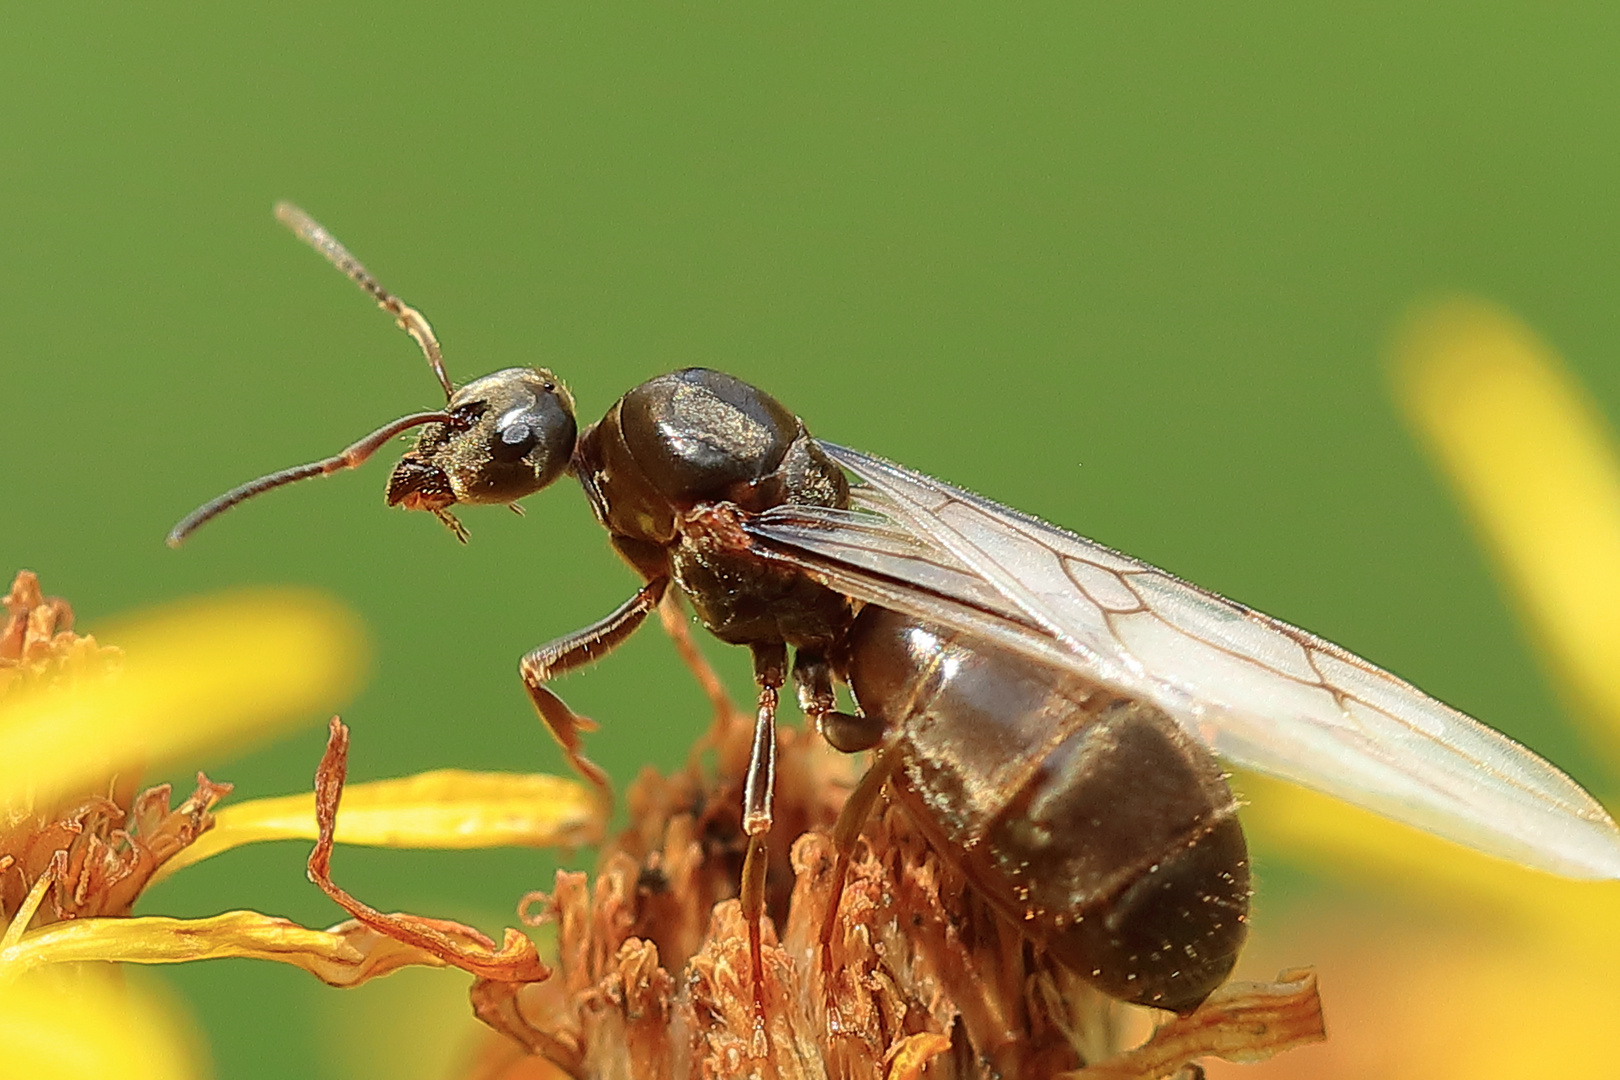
[738,640,788,1023]
[655,591,749,769]
[814,742,902,989]
[519,577,669,804]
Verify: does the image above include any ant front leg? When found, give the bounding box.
[519,577,670,805]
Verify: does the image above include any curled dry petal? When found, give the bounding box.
[307,717,552,983]
[1056,969,1325,1079]
[153,768,602,885]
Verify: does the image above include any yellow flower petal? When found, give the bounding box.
[1,909,457,988]
[0,971,202,1080]
[1241,770,1620,958]
[152,770,603,883]
[1393,299,1620,770]
[0,589,366,809]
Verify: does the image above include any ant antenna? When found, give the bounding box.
[166,409,458,547]
[274,202,454,400]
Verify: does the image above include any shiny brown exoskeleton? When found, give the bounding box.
[845,607,1248,1011]
[168,205,1249,1018]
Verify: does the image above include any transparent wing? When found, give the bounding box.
[743,442,1620,880]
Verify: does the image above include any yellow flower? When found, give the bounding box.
[0,572,602,1080]
[1225,299,1620,1079]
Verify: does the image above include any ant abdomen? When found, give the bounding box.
[844,604,1251,1013]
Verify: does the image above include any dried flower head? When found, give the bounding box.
[0,570,229,932]
[0,571,601,1080]
[410,688,1325,1080]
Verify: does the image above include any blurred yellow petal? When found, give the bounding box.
[153,770,603,883]
[1393,299,1620,768]
[1241,771,1620,959]
[0,589,366,809]
[0,970,202,1080]
[1,909,459,987]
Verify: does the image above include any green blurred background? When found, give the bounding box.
[5,4,1619,1076]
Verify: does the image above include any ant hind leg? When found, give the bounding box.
[792,652,904,1021]
[814,745,902,1006]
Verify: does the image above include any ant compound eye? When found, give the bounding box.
[491,409,541,462]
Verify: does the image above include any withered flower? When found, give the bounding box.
[0,567,1322,1078]
[0,570,173,925]
[0,571,602,1080]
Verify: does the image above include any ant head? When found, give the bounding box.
[168,205,576,548]
[386,367,577,528]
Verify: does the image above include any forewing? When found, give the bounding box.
[746,443,1620,880]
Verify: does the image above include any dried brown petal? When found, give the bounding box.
[308,717,551,983]
[1056,970,1326,1079]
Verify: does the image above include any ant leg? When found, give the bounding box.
[792,652,885,755]
[520,578,669,804]
[790,653,903,1011]
[816,742,903,990]
[740,641,786,1022]
[655,592,747,767]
